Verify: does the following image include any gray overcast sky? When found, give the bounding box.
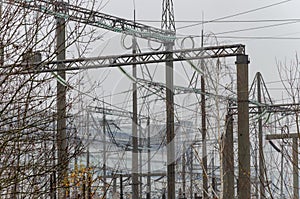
[103,0,300,69]
[89,0,300,101]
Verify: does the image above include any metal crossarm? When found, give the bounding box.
[5,0,175,43]
[230,103,300,115]
[87,106,148,119]
[14,44,245,73]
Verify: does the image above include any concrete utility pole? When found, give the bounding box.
[201,29,208,199]
[132,33,139,198]
[236,55,250,199]
[162,0,176,197]
[222,113,234,198]
[55,2,68,198]
[266,133,299,199]
[165,41,175,199]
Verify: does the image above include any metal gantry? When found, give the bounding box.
[265,133,299,199]
[19,44,248,199]
[5,0,175,43]
[5,1,253,197]
[13,44,245,73]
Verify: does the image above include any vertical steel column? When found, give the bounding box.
[132,36,139,199]
[182,149,186,196]
[103,113,107,199]
[165,42,175,199]
[51,116,57,199]
[120,175,124,199]
[112,177,117,198]
[212,149,216,197]
[293,137,299,199]
[86,111,91,199]
[87,150,91,199]
[222,114,234,198]
[190,147,193,199]
[139,120,143,199]
[147,117,151,199]
[280,142,284,198]
[56,5,68,198]
[236,55,250,199]
[257,72,265,199]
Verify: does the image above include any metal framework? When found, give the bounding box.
[231,103,300,115]
[265,133,299,199]
[161,0,175,32]
[5,0,175,43]
[87,106,147,119]
[14,44,245,73]
[9,42,250,198]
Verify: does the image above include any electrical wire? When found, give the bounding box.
[137,18,300,23]
[213,21,299,36]
[177,0,293,30]
[209,36,300,40]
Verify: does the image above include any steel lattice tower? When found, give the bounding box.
[161,0,176,32]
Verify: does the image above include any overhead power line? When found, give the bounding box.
[213,36,300,40]
[137,18,300,23]
[177,0,293,30]
[214,21,299,35]
[176,34,300,40]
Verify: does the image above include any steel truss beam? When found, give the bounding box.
[5,0,174,43]
[230,103,300,115]
[138,78,300,116]
[87,106,148,119]
[14,44,245,73]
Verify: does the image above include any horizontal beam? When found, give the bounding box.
[266,133,299,140]
[230,103,300,115]
[87,106,148,119]
[10,44,245,73]
[99,172,166,179]
[5,0,174,43]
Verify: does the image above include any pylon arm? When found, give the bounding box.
[12,44,245,73]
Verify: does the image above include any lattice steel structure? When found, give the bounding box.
[5,0,175,43]
[12,44,245,73]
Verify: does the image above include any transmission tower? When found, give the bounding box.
[161,0,176,33]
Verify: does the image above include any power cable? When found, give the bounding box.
[209,36,300,40]
[213,21,299,35]
[137,18,300,23]
[177,0,293,30]
[175,33,300,40]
